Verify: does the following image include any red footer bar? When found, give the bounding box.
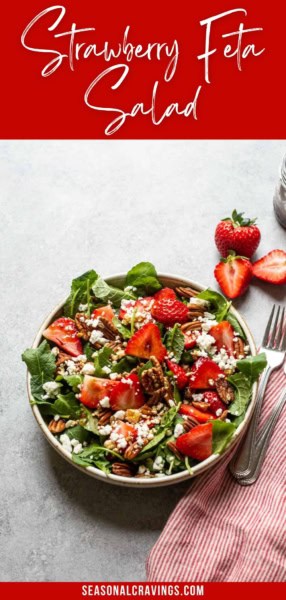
[0,583,284,600]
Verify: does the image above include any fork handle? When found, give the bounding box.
[235,389,286,486]
[229,365,272,479]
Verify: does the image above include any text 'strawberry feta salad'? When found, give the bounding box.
[22,263,266,479]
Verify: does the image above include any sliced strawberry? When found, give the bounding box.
[153,287,177,301]
[203,391,226,416]
[252,250,286,285]
[166,359,188,389]
[113,420,137,442]
[214,254,253,299]
[125,323,166,362]
[43,317,83,357]
[92,305,115,322]
[80,376,118,409]
[189,357,223,389]
[176,423,213,461]
[119,297,154,320]
[209,321,234,355]
[179,404,215,423]
[110,374,145,410]
[183,330,197,349]
[151,298,189,326]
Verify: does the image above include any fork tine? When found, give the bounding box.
[269,305,280,348]
[262,305,275,347]
[277,307,285,349]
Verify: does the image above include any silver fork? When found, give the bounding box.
[229,304,286,480]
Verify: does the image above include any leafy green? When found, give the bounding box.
[64,270,98,317]
[236,353,267,383]
[112,317,131,339]
[83,342,95,361]
[226,313,247,340]
[62,374,83,389]
[137,431,166,456]
[137,406,179,457]
[160,406,178,429]
[212,420,236,454]
[93,346,113,377]
[111,356,138,374]
[72,443,123,471]
[53,393,82,418]
[22,341,56,402]
[138,360,153,378]
[165,324,185,362]
[125,262,162,295]
[173,383,182,405]
[130,308,137,336]
[227,373,252,417]
[80,408,99,436]
[92,277,136,307]
[64,425,90,443]
[197,288,231,322]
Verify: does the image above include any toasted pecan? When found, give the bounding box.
[98,409,113,426]
[215,378,235,405]
[111,462,135,477]
[175,286,199,298]
[141,356,165,394]
[233,337,246,358]
[192,401,210,412]
[167,440,184,460]
[181,320,202,332]
[48,418,66,434]
[183,416,200,431]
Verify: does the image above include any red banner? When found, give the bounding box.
[1,0,285,138]
[0,583,285,599]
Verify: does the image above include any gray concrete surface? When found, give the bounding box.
[0,140,285,582]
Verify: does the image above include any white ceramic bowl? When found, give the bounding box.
[27,273,257,488]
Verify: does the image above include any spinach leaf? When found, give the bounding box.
[53,392,82,418]
[136,430,166,456]
[197,288,231,322]
[227,373,252,417]
[22,341,56,402]
[62,374,83,389]
[173,383,182,405]
[93,346,113,377]
[160,406,179,429]
[125,262,162,295]
[72,443,123,469]
[83,342,94,361]
[226,313,247,340]
[212,420,236,454]
[64,270,98,317]
[112,317,131,339]
[92,277,136,307]
[165,324,184,362]
[111,356,138,374]
[64,425,90,443]
[236,353,267,383]
[80,408,99,436]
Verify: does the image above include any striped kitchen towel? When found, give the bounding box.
[147,368,286,582]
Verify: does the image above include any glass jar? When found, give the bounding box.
[273,154,286,229]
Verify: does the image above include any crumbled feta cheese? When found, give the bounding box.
[70,438,79,447]
[196,331,216,353]
[124,285,137,292]
[51,346,59,356]
[102,365,111,374]
[65,420,77,428]
[74,354,87,363]
[78,303,88,312]
[42,381,61,399]
[189,298,209,307]
[99,396,110,408]
[86,318,99,328]
[98,424,112,436]
[216,408,223,416]
[138,465,147,474]
[54,414,60,422]
[59,434,72,453]
[192,393,204,402]
[81,362,95,375]
[208,378,214,386]
[65,360,78,375]
[110,431,119,442]
[174,423,184,438]
[90,330,105,345]
[116,435,127,449]
[153,456,164,472]
[113,410,125,419]
[109,372,119,380]
[212,348,237,372]
[73,443,83,454]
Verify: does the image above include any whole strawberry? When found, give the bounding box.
[215,209,261,258]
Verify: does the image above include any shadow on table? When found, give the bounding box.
[45,444,190,532]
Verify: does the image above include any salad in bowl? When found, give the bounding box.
[22,262,266,486]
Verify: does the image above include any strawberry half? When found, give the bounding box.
[176,423,213,461]
[43,317,83,356]
[153,287,177,301]
[118,297,154,320]
[80,376,118,409]
[189,357,223,389]
[109,374,145,410]
[215,209,261,258]
[151,298,189,326]
[209,321,234,355]
[92,305,115,322]
[166,359,188,389]
[125,323,166,362]
[113,420,137,442]
[214,254,253,299]
[252,249,286,285]
[179,404,215,423]
[203,391,226,416]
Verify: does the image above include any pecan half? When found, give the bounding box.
[215,379,235,405]
[141,356,165,394]
[233,337,246,358]
[97,316,119,341]
[56,351,72,367]
[218,410,229,421]
[124,442,143,460]
[181,320,202,332]
[192,401,210,412]
[188,308,206,319]
[75,313,91,341]
[111,462,135,477]
[48,418,66,434]
[140,404,155,416]
[98,409,113,426]
[183,416,200,431]
[175,286,199,298]
[167,440,184,460]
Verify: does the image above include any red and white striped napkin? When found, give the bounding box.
[147,368,286,582]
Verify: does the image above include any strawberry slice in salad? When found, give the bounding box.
[43,317,83,356]
[80,376,118,409]
[176,423,213,461]
[209,321,234,355]
[125,323,166,362]
[91,305,115,322]
[110,374,145,410]
[189,357,223,389]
